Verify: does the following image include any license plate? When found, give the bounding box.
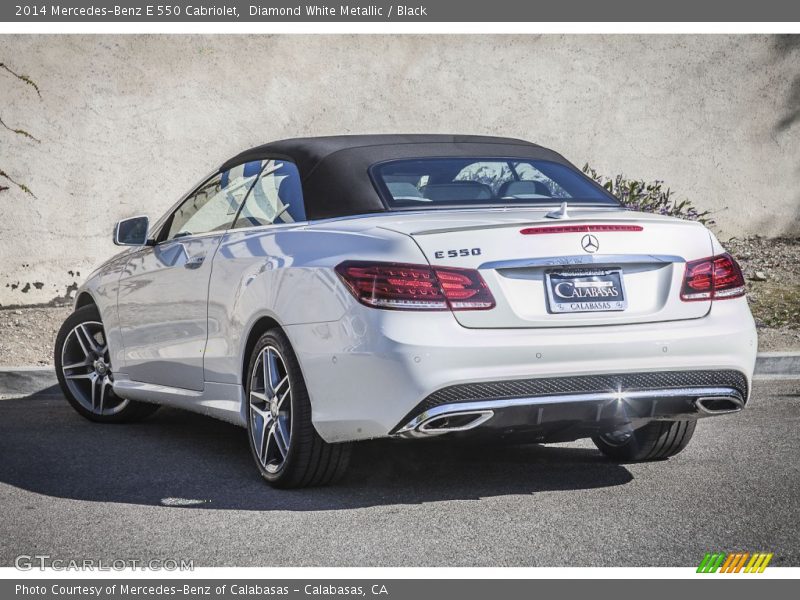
[545,269,627,313]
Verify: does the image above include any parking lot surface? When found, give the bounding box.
[1,380,798,567]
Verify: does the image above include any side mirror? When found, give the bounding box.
[114,216,150,246]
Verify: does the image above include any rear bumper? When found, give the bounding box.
[393,372,746,440]
[286,297,757,443]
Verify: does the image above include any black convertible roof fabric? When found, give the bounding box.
[219,134,574,220]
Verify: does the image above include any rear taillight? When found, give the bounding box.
[680,253,746,302]
[335,261,495,311]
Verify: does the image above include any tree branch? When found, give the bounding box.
[0,169,37,198]
[0,62,42,98]
[1,62,41,197]
[0,115,40,143]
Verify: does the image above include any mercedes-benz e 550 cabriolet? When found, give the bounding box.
[55,135,757,487]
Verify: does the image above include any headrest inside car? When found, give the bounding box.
[420,182,493,201]
[387,182,424,198]
[498,180,552,198]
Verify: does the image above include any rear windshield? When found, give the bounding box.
[371,158,619,209]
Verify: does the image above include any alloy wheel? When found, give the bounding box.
[599,428,634,446]
[249,346,293,473]
[60,321,128,415]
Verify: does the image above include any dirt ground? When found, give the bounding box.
[0,305,71,366]
[724,237,800,330]
[1,237,798,366]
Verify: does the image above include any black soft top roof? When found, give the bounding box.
[219,134,575,220]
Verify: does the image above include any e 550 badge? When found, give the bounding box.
[434,247,482,259]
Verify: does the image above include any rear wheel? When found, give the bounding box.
[592,420,696,461]
[55,304,159,423]
[246,328,351,488]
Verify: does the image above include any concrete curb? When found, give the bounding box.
[1,354,798,399]
[0,367,60,398]
[754,352,800,377]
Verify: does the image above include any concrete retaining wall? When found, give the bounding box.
[0,34,798,306]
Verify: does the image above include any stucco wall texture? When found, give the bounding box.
[0,34,798,306]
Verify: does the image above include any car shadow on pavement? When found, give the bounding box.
[0,396,633,511]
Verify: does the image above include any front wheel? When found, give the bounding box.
[246,328,351,488]
[592,420,696,461]
[54,304,159,423]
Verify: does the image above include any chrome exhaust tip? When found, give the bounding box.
[695,395,744,416]
[396,409,494,438]
[419,410,494,434]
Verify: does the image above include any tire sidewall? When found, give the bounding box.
[593,419,696,461]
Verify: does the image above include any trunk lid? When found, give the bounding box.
[377,208,713,328]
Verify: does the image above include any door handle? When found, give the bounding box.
[184,254,206,269]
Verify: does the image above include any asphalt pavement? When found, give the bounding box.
[1,380,798,567]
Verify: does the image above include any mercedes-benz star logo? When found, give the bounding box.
[581,234,599,253]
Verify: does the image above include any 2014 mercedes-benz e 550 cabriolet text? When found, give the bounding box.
[55,135,757,488]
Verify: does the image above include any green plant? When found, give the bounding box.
[1,62,40,197]
[582,164,713,225]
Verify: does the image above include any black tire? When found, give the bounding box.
[592,420,696,461]
[245,328,351,488]
[55,304,159,423]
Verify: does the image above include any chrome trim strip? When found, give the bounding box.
[395,386,743,436]
[479,253,685,270]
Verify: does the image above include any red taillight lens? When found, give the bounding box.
[680,253,745,302]
[335,261,495,311]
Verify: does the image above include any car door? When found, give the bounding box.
[204,159,308,385]
[116,162,263,390]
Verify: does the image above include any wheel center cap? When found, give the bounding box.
[270,397,279,418]
[94,360,108,375]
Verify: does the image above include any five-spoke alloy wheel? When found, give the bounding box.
[246,329,351,488]
[60,319,126,416]
[55,304,159,423]
[249,345,293,474]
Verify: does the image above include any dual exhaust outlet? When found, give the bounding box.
[408,410,495,437]
[694,395,745,415]
[396,390,745,438]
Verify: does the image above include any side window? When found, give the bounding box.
[165,161,263,241]
[233,160,306,229]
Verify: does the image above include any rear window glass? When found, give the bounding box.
[372,158,618,209]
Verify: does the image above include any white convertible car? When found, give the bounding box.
[55,135,757,487]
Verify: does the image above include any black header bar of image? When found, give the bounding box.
[3,0,800,22]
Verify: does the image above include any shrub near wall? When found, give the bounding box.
[582,165,714,225]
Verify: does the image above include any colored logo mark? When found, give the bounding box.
[697,552,773,573]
